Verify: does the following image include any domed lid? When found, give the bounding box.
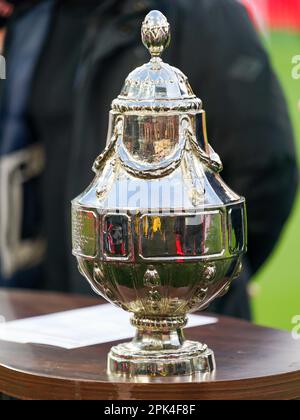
[112,10,202,113]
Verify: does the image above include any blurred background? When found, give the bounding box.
[0,0,299,331]
[240,0,300,330]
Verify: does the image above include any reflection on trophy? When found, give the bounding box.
[72,10,247,377]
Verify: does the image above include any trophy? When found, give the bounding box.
[72,10,247,377]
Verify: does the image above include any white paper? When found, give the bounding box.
[0,304,217,349]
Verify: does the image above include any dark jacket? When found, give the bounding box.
[0,0,298,320]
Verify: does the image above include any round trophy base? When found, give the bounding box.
[107,340,215,377]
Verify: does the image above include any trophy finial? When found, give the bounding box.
[72,6,247,378]
[141,10,171,58]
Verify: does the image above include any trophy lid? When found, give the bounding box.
[112,10,202,113]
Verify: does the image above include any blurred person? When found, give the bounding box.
[0,0,298,320]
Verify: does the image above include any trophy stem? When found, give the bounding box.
[107,315,216,377]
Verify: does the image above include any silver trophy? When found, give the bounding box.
[72,10,247,377]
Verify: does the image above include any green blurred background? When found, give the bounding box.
[252,31,300,331]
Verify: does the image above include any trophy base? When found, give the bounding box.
[107,340,215,377]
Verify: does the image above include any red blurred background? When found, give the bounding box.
[241,0,300,32]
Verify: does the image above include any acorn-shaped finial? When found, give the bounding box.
[141,10,171,58]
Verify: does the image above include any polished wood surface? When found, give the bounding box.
[0,289,299,400]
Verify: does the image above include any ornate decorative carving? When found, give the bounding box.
[131,315,188,331]
[111,98,202,113]
[143,266,160,287]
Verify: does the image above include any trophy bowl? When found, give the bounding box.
[72,10,247,377]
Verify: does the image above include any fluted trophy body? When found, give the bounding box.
[72,10,247,377]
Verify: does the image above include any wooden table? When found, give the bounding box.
[0,289,299,400]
